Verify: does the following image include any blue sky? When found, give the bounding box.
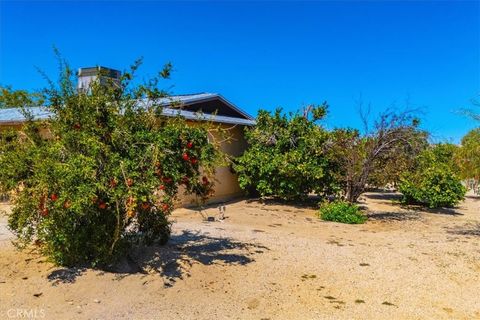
[1,1,479,142]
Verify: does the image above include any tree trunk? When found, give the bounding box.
[345,181,361,203]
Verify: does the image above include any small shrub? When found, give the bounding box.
[399,167,466,208]
[319,201,366,224]
[399,144,466,208]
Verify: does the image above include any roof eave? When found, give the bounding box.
[215,94,255,120]
[166,94,254,121]
[0,120,26,126]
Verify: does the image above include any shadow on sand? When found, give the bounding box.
[408,205,464,216]
[361,192,465,221]
[363,192,464,217]
[362,192,421,222]
[445,222,480,237]
[362,192,402,202]
[245,196,321,210]
[47,267,86,285]
[47,230,267,286]
[465,194,480,201]
[365,211,421,222]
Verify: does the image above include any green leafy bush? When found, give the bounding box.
[234,105,338,200]
[0,58,222,266]
[399,144,466,208]
[456,128,480,190]
[319,201,366,224]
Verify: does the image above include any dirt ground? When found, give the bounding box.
[0,192,479,320]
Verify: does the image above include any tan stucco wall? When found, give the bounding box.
[176,123,248,207]
[0,121,249,207]
[0,123,52,139]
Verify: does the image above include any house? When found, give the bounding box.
[0,66,255,207]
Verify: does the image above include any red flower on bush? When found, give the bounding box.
[190,157,198,165]
[162,177,172,184]
[126,196,135,205]
[202,176,209,185]
[0,60,221,267]
[40,208,49,217]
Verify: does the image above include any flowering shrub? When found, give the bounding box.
[0,58,222,266]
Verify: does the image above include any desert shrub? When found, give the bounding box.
[456,128,480,192]
[234,105,338,200]
[328,110,426,202]
[319,200,366,224]
[399,144,466,208]
[0,58,223,266]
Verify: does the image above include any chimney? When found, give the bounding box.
[77,66,121,91]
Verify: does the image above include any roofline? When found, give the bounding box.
[0,120,26,125]
[0,93,256,126]
[216,94,255,120]
[162,108,255,126]
[0,107,51,125]
[167,93,254,120]
[0,106,255,126]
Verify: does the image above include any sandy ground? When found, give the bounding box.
[0,192,479,320]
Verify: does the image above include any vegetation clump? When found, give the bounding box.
[0,57,222,266]
[455,128,480,193]
[399,144,466,208]
[235,104,337,200]
[236,102,426,204]
[328,109,426,203]
[1,53,477,268]
[319,200,366,224]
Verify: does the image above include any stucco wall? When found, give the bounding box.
[176,123,248,207]
[0,123,52,139]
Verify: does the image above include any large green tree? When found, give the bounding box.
[0,58,223,266]
[234,104,336,200]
